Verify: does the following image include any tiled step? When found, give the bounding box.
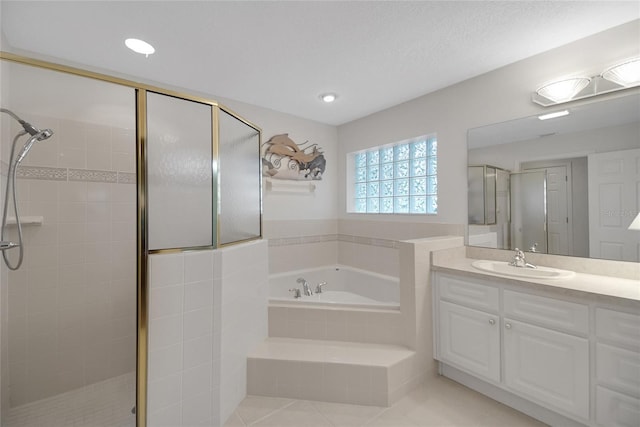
[247,337,417,406]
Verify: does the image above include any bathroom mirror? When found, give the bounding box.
[467,92,640,262]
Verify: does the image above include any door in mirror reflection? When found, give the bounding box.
[588,148,640,262]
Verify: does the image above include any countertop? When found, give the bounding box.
[432,248,640,302]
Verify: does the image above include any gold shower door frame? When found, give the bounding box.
[0,52,262,427]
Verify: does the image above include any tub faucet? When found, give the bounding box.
[297,277,313,296]
[509,248,536,269]
[315,281,326,293]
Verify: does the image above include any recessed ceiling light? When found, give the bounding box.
[125,38,155,57]
[538,110,569,120]
[320,93,337,103]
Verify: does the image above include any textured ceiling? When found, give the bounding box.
[2,1,639,125]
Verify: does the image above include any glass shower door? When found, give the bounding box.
[1,60,137,427]
[510,170,547,253]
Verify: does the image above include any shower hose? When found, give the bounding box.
[1,130,30,270]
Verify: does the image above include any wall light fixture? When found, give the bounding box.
[602,57,640,87]
[533,57,640,106]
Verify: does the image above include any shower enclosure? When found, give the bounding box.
[0,53,262,427]
[510,170,547,253]
[1,59,138,427]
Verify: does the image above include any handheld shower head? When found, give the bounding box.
[20,120,41,137]
[1,108,55,164]
[15,129,54,164]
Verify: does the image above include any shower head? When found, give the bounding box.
[15,129,54,164]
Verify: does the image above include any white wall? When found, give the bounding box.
[337,20,640,227]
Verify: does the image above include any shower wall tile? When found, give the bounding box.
[6,176,137,406]
[149,253,184,288]
[147,240,268,427]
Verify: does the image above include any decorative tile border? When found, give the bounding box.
[68,168,118,183]
[268,234,337,247]
[11,165,135,184]
[268,233,399,249]
[339,234,399,249]
[16,166,68,181]
[118,172,136,184]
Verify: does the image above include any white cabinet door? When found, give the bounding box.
[438,301,500,382]
[504,318,589,420]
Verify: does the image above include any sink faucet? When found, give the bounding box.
[297,277,313,296]
[509,248,536,269]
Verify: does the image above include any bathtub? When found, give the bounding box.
[269,265,399,310]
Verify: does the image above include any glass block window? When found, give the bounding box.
[352,136,437,214]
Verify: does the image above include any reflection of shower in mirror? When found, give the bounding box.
[0,108,54,270]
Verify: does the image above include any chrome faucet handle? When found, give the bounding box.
[315,281,326,293]
[289,288,301,299]
[509,248,526,267]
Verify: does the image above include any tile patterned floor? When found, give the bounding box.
[224,375,548,427]
[4,372,136,427]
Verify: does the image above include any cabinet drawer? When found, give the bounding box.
[504,290,588,335]
[438,274,499,312]
[596,386,640,427]
[596,308,640,348]
[597,343,640,398]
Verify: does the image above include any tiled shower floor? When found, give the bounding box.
[224,375,548,427]
[5,372,136,427]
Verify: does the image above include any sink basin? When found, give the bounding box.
[471,260,575,280]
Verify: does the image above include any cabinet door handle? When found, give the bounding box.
[488,319,495,325]
[505,323,512,329]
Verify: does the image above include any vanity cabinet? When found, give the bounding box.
[433,272,639,425]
